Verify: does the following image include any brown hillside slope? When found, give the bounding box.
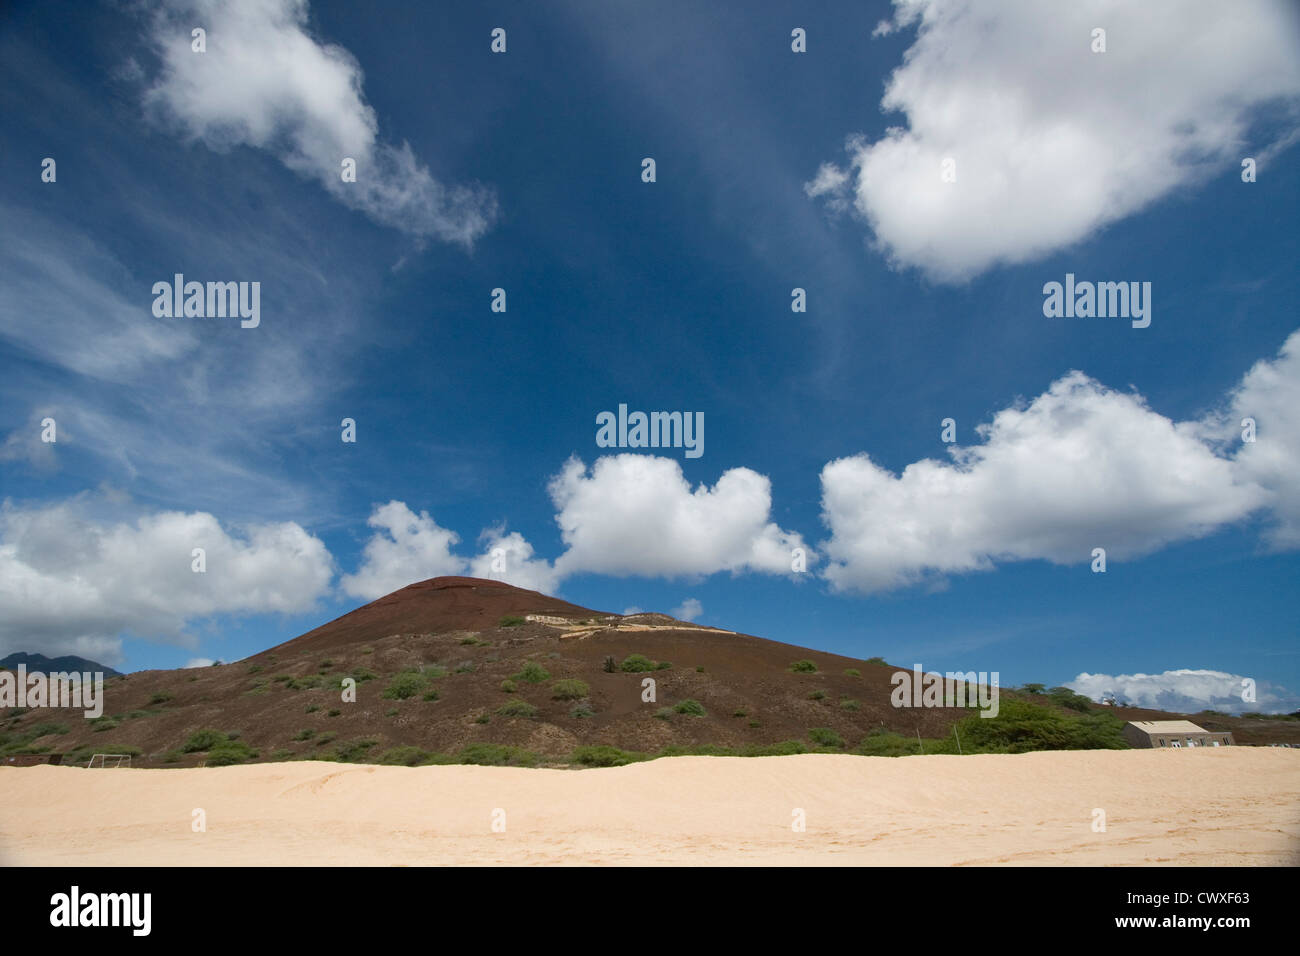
[3,577,1294,767]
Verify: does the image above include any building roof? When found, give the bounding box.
[1126,720,1211,734]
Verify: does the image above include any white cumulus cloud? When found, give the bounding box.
[1195,329,1300,548]
[549,455,813,580]
[672,598,703,622]
[1067,668,1297,715]
[143,0,498,245]
[820,367,1274,593]
[811,0,1300,280]
[339,501,465,600]
[0,497,333,663]
[468,529,562,596]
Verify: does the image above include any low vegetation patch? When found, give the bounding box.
[456,743,537,767]
[382,670,430,700]
[205,740,258,766]
[180,729,228,753]
[618,653,657,672]
[570,745,648,767]
[551,679,589,700]
[808,727,845,749]
[789,659,818,673]
[512,660,550,683]
[497,699,539,719]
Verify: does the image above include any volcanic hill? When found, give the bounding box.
[4,576,1296,766]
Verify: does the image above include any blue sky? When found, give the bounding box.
[2,0,1298,714]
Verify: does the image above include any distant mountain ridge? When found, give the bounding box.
[0,652,121,677]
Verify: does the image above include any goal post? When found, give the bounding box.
[86,754,131,769]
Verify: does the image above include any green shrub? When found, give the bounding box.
[840,698,860,711]
[498,615,526,628]
[378,746,428,766]
[315,732,336,745]
[954,699,1128,753]
[181,728,227,752]
[456,743,537,767]
[856,731,921,757]
[286,674,324,690]
[843,668,861,677]
[422,690,440,701]
[205,740,257,766]
[789,659,818,673]
[327,709,341,717]
[500,679,517,694]
[270,748,294,761]
[619,654,657,673]
[732,709,748,717]
[512,660,550,683]
[551,679,589,700]
[382,670,429,700]
[293,728,315,741]
[571,745,647,767]
[673,699,706,717]
[454,662,475,674]
[808,727,845,748]
[1046,686,1095,713]
[740,740,807,757]
[28,721,70,737]
[695,666,705,672]
[149,691,174,705]
[334,738,379,763]
[497,699,539,719]
[305,705,319,714]
[656,661,672,670]
[864,657,887,666]
[422,664,448,679]
[91,718,119,732]
[808,689,826,700]
[569,704,595,719]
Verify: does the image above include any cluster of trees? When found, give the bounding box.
[953,699,1128,753]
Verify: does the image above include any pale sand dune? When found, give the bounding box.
[2,749,1297,866]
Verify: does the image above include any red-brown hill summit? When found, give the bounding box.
[261,576,604,657]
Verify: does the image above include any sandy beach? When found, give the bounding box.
[2,748,1297,866]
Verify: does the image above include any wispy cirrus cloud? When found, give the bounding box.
[142,0,498,246]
